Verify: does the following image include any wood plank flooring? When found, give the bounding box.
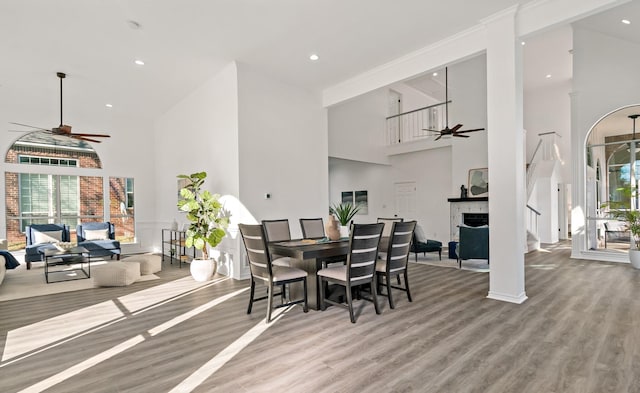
[2,242,640,392]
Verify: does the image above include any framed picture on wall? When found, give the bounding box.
[341,191,354,205]
[468,168,489,197]
[355,190,368,215]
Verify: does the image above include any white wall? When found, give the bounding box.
[237,63,328,240]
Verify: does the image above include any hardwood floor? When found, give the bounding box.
[2,243,640,392]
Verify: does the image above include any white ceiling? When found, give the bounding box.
[1,0,638,134]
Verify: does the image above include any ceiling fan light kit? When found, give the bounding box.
[9,72,111,143]
[422,67,485,141]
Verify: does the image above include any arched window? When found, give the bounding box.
[4,132,135,250]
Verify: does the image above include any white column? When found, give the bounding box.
[484,7,527,304]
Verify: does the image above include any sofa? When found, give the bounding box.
[25,224,71,269]
[76,222,121,260]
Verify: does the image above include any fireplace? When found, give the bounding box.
[463,213,489,227]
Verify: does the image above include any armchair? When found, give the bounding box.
[24,224,71,269]
[410,224,442,261]
[457,225,489,269]
[77,222,121,259]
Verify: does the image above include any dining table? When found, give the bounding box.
[268,238,349,310]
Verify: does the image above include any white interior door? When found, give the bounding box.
[395,181,416,219]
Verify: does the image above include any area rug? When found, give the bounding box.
[414,257,490,273]
[0,260,159,302]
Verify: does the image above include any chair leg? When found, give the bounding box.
[372,278,381,315]
[247,278,256,314]
[281,284,286,304]
[302,277,309,313]
[396,275,401,285]
[404,270,413,302]
[438,249,442,260]
[387,273,395,309]
[414,252,418,263]
[318,276,326,311]
[266,282,274,323]
[346,284,355,323]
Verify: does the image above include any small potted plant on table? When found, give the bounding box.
[330,202,361,238]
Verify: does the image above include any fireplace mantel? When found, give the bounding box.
[447,197,488,203]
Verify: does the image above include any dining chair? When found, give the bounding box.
[262,219,294,267]
[299,218,325,239]
[318,222,384,323]
[239,224,308,322]
[375,220,416,309]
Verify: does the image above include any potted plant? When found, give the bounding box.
[330,202,361,238]
[177,172,230,281]
[602,186,640,268]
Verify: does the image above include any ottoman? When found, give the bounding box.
[123,254,162,275]
[93,261,140,287]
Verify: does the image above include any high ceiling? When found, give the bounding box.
[0,0,637,135]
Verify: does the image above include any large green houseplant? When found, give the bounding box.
[602,186,640,268]
[177,172,230,280]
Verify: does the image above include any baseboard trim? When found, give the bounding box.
[487,290,528,304]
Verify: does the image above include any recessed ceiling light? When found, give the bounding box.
[309,54,319,61]
[105,104,113,108]
[432,72,438,77]
[622,19,631,25]
[521,41,526,46]
[546,74,552,79]
[134,59,145,66]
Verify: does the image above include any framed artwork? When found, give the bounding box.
[354,190,368,215]
[468,168,488,197]
[341,190,368,215]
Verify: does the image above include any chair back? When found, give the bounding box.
[25,224,70,245]
[239,224,273,280]
[458,225,489,260]
[299,218,325,239]
[347,223,384,283]
[377,217,403,238]
[77,222,115,242]
[385,221,416,273]
[261,219,291,243]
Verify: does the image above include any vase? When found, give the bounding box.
[326,215,340,241]
[190,258,217,281]
[339,225,350,239]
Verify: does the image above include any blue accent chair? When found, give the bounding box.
[76,222,121,260]
[25,224,71,269]
[457,225,489,269]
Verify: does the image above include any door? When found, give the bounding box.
[395,181,417,219]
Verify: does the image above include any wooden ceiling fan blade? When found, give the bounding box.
[455,128,485,134]
[453,134,470,138]
[70,133,111,138]
[9,122,52,132]
[70,135,102,143]
[450,124,463,133]
[434,134,443,141]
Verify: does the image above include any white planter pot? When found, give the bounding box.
[339,225,350,239]
[630,250,640,269]
[190,258,217,281]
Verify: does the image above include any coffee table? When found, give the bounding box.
[43,246,91,284]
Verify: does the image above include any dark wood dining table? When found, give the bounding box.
[269,238,349,310]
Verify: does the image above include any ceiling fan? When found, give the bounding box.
[422,67,485,141]
[10,72,111,143]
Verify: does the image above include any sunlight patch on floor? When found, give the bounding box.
[169,306,290,393]
[1,276,228,365]
[15,287,248,393]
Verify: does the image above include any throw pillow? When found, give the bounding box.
[33,230,62,244]
[414,224,428,243]
[84,228,109,241]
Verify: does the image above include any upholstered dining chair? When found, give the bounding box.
[262,219,294,267]
[318,222,384,323]
[239,224,308,322]
[377,217,404,251]
[375,220,416,309]
[299,218,325,239]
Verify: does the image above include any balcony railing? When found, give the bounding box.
[385,101,448,145]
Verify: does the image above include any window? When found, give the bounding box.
[110,177,135,243]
